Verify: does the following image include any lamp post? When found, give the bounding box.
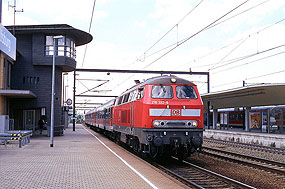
[50,35,63,147]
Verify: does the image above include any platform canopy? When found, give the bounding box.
[0,89,36,98]
[201,84,285,110]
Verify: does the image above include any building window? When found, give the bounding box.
[45,36,76,59]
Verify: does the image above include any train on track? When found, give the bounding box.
[84,75,204,159]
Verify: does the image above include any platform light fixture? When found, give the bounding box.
[50,35,63,148]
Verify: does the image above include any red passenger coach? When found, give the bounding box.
[85,75,203,159]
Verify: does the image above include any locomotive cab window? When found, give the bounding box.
[176,85,197,99]
[151,85,173,99]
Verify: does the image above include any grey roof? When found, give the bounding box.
[201,84,285,110]
[5,24,93,46]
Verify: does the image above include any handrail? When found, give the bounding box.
[0,130,32,149]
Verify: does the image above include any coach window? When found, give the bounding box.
[176,86,197,99]
[152,85,173,99]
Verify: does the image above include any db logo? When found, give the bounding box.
[171,109,181,116]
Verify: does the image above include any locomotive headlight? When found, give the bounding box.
[153,121,160,127]
[192,121,198,127]
[170,78,176,83]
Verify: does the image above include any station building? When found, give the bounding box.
[1,24,92,134]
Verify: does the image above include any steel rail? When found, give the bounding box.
[203,146,285,167]
[151,157,255,189]
[203,147,285,175]
[204,138,285,155]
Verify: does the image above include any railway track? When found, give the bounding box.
[202,146,285,175]
[151,157,255,189]
[204,138,285,155]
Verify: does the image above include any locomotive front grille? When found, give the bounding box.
[166,121,185,126]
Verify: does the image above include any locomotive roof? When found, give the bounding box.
[143,75,195,85]
[119,75,195,96]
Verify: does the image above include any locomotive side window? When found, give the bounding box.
[132,90,138,101]
[128,91,134,102]
[123,93,130,103]
[151,85,173,99]
[176,85,197,99]
[116,96,124,105]
[137,87,144,100]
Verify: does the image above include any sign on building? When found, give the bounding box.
[0,23,16,60]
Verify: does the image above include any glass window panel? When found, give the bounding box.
[176,86,197,99]
[132,90,138,101]
[66,37,71,46]
[46,36,53,46]
[45,46,54,55]
[58,46,64,56]
[137,88,144,99]
[151,85,173,99]
[71,41,74,49]
[57,37,65,46]
[58,51,64,56]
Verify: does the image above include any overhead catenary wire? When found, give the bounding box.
[141,0,270,67]
[142,0,251,70]
[212,69,285,88]
[209,44,285,71]
[208,38,249,71]
[137,0,205,61]
[112,0,253,91]
[199,44,285,89]
[185,17,285,69]
[212,50,285,74]
[81,0,97,67]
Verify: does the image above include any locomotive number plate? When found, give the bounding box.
[152,101,169,105]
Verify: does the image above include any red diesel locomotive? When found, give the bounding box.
[85,75,203,159]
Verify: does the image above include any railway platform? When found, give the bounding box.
[0,124,186,189]
[204,129,285,148]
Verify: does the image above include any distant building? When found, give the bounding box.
[4,24,92,133]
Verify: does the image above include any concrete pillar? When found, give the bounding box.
[245,107,250,132]
[213,109,218,129]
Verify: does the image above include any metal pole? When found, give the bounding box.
[207,73,210,129]
[0,0,2,23]
[73,70,76,131]
[13,0,15,35]
[50,37,56,147]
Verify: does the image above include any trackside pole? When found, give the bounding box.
[73,70,76,131]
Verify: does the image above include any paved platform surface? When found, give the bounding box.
[204,129,285,148]
[0,124,187,189]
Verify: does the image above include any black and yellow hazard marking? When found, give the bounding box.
[10,137,21,140]
[10,134,23,137]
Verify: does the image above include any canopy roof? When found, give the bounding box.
[201,84,285,110]
[0,89,36,98]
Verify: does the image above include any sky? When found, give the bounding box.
[2,0,285,111]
